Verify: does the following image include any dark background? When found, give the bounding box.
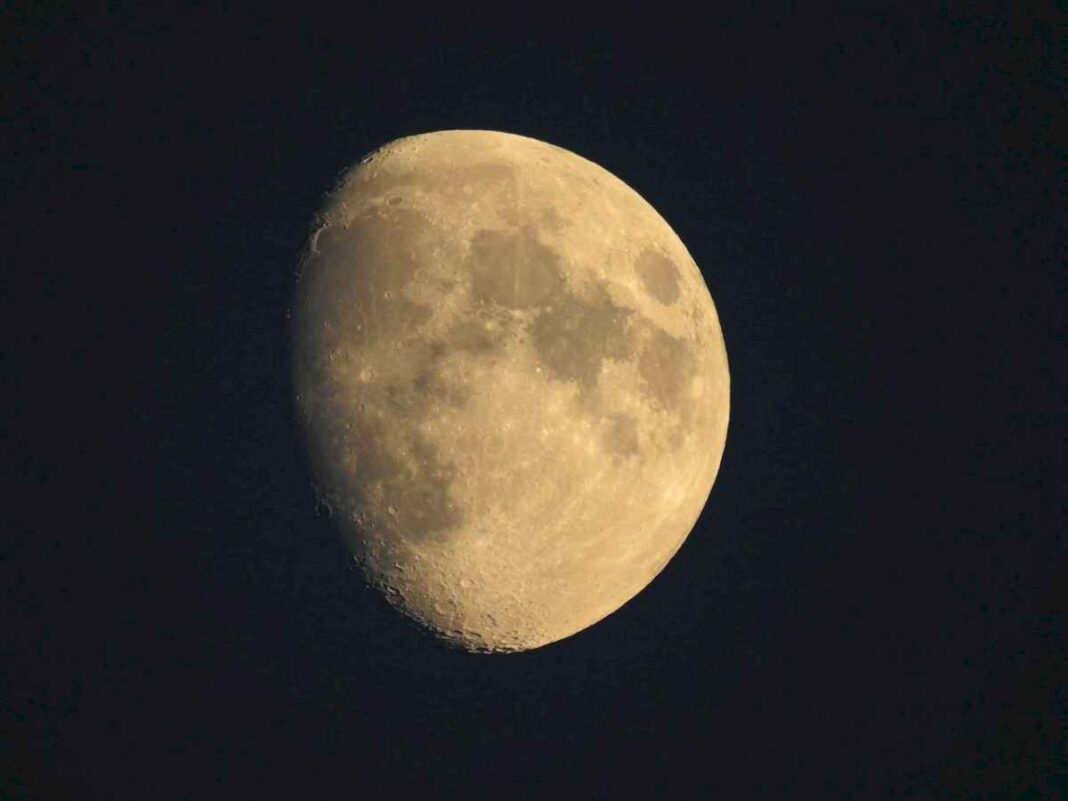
[6,5,1064,799]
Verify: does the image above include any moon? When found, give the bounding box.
[292,130,729,652]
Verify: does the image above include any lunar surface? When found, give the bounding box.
[292,130,729,652]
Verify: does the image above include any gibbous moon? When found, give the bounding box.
[292,130,729,652]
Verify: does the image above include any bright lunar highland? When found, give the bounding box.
[292,130,730,652]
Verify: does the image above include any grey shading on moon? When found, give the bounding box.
[292,130,730,652]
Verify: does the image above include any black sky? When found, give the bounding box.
[6,5,1064,799]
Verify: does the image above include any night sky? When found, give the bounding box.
[7,6,1064,799]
